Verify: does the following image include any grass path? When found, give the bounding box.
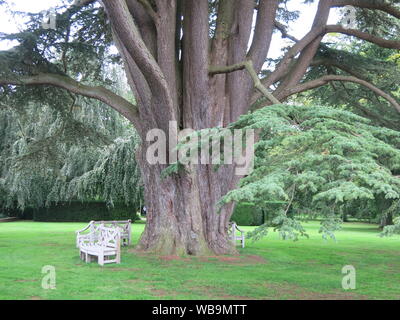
[0,221,399,299]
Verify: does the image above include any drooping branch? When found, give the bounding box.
[310,57,366,79]
[277,75,400,113]
[260,24,327,89]
[325,25,400,49]
[255,0,399,104]
[0,73,140,124]
[334,81,397,128]
[274,20,299,43]
[209,60,281,105]
[331,0,400,19]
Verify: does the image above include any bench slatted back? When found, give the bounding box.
[92,220,131,233]
[97,225,121,249]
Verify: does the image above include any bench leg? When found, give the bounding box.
[98,255,104,266]
[116,251,121,264]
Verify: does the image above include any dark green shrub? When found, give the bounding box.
[32,201,140,222]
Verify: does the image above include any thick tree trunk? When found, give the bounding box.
[379,212,394,229]
[135,145,238,255]
[104,0,261,256]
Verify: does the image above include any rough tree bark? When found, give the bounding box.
[1,0,400,255]
[102,0,264,255]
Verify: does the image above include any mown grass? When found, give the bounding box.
[0,220,399,300]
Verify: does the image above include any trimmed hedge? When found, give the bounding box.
[31,201,140,222]
[231,202,263,226]
[0,207,33,219]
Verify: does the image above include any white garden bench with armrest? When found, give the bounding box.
[76,219,131,247]
[228,221,245,248]
[78,225,121,266]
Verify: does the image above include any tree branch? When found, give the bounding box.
[112,28,151,109]
[274,0,332,91]
[310,56,365,79]
[137,0,159,24]
[331,0,400,19]
[274,20,299,43]
[278,75,400,113]
[103,1,171,101]
[182,0,211,128]
[224,0,256,123]
[125,0,157,57]
[261,24,327,89]
[154,0,178,116]
[250,24,325,105]
[255,20,399,103]
[335,81,396,128]
[247,0,279,72]
[103,0,176,129]
[326,25,400,49]
[209,60,281,105]
[0,73,140,125]
[73,0,97,6]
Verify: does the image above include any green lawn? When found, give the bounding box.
[0,220,399,300]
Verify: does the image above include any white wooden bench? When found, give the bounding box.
[78,225,121,266]
[76,219,131,247]
[228,221,245,248]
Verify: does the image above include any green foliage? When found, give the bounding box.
[271,213,309,241]
[380,200,400,237]
[381,219,400,237]
[245,223,270,242]
[0,2,114,83]
[31,201,140,222]
[46,133,143,208]
[160,161,187,179]
[221,104,400,241]
[283,7,400,128]
[230,202,263,226]
[0,86,143,210]
[301,44,400,129]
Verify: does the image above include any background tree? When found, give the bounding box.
[217,104,400,241]
[0,0,399,255]
[0,65,143,211]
